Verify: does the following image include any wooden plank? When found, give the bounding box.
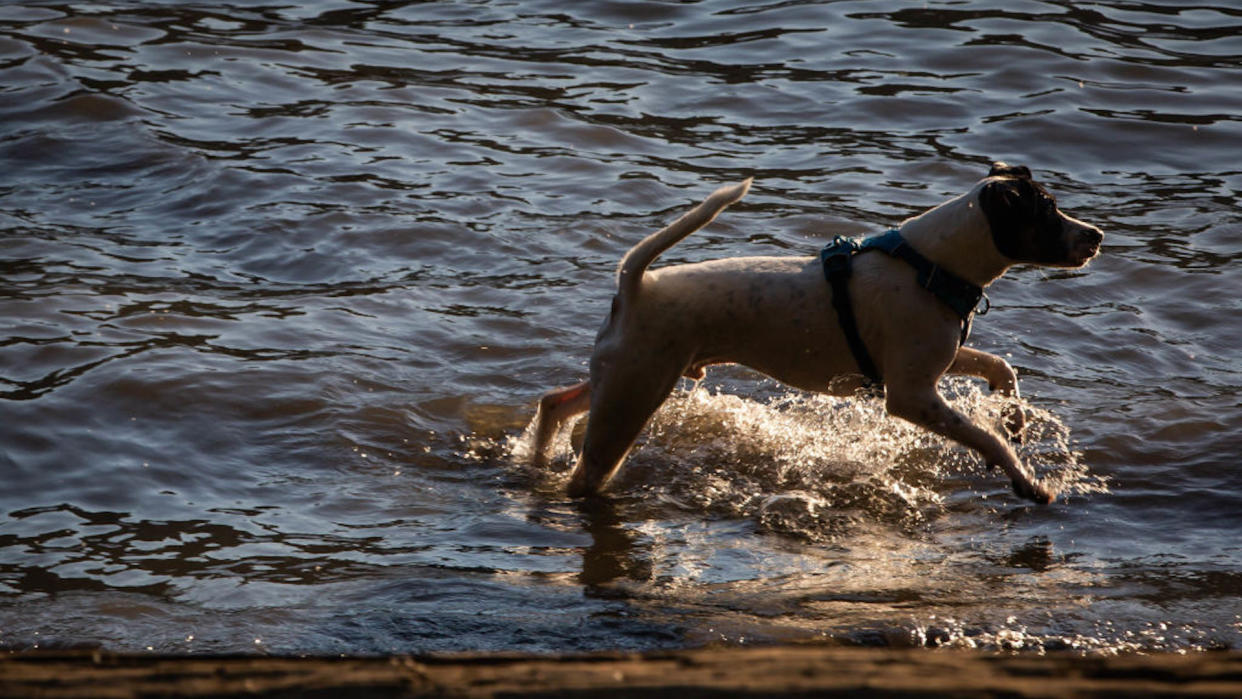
[2,646,1241,698]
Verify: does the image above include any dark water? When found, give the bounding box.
[2,1,1240,655]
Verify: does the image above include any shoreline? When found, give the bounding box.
[4,645,1241,698]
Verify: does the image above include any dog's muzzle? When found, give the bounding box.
[1072,225,1104,266]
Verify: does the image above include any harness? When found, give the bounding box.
[819,229,988,386]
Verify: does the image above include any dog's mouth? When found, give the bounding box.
[1070,242,1101,267]
[1066,227,1104,267]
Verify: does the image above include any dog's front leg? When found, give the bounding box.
[886,386,1054,504]
[947,347,1025,441]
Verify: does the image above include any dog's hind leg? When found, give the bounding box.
[566,362,683,498]
[532,381,591,468]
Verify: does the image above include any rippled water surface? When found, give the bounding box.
[2,1,1240,654]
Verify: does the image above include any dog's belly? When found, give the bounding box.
[702,341,864,395]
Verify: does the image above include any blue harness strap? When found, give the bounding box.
[820,229,987,386]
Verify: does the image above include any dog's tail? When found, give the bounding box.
[616,178,752,302]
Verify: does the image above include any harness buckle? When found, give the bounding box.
[824,251,850,276]
[821,236,859,277]
[976,293,991,316]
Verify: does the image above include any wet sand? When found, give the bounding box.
[4,646,1241,698]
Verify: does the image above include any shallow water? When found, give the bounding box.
[1,1,1240,655]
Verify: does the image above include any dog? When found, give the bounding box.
[531,163,1103,504]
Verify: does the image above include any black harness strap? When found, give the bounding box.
[820,237,880,384]
[820,229,987,386]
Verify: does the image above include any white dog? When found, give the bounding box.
[532,164,1103,504]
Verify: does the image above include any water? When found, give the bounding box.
[1,0,1240,655]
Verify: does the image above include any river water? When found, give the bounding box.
[1,1,1240,655]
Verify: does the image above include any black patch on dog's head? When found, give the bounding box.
[979,162,1070,264]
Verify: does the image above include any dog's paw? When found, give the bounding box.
[566,475,589,499]
[1011,477,1056,505]
[1001,403,1026,444]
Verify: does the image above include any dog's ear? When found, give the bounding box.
[980,175,1069,263]
[979,176,1030,259]
[989,162,1032,179]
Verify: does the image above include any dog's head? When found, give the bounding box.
[979,163,1103,268]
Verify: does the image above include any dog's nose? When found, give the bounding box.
[1072,220,1103,246]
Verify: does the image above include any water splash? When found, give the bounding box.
[509,378,1106,541]
[841,614,1228,654]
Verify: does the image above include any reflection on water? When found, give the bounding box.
[1,0,1241,654]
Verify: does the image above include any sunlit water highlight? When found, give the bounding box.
[514,379,1106,543]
